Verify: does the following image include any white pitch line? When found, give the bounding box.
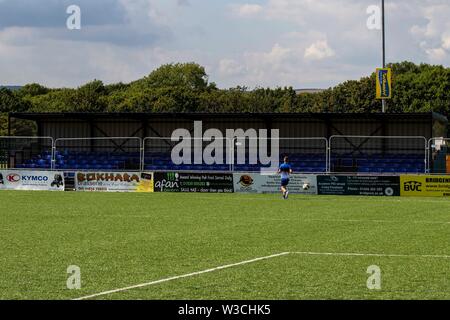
[292,251,450,259]
[73,250,450,300]
[306,218,450,225]
[73,252,290,300]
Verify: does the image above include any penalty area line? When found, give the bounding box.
[73,252,290,300]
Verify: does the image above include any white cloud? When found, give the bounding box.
[246,43,292,66]
[410,3,450,61]
[215,43,295,87]
[224,0,450,87]
[214,39,352,88]
[234,0,366,27]
[218,59,245,77]
[231,4,263,17]
[442,35,450,50]
[2,0,450,89]
[426,48,447,62]
[0,0,189,86]
[304,40,335,61]
[0,26,209,87]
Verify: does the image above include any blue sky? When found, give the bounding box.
[0,0,449,88]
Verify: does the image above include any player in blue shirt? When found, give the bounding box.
[278,156,293,199]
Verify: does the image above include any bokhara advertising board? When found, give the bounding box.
[75,172,154,192]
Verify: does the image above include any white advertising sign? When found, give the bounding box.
[234,173,317,195]
[0,170,64,191]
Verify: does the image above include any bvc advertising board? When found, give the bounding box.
[400,175,450,197]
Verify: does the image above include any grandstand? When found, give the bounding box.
[3,111,448,174]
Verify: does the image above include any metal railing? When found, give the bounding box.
[143,137,233,172]
[0,136,54,170]
[1,135,448,175]
[230,137,328,173]
[329,135,428,174]
[54,137,142,171]
[143,136,327,173]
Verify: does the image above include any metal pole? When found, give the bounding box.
[381,0,386,113]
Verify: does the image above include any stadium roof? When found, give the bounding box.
[9,112,447,139]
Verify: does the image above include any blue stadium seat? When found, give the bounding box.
[23,150,427,174]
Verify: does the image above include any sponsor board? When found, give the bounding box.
[400,175,450,197]
[153,172,234,193]
[317,175,400,196]
[0,170,64,191]
[75,172,154,192]
[234,173,317,195]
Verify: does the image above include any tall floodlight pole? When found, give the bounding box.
[381,0,386,113]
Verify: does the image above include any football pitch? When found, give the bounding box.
[1,191,450,300]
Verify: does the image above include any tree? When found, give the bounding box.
[0,88,25,113]
[27,89,77,112]
[136,63,212,91]
[17,83,49,97]
[0,61,448,117]
[73,80,107,112]
[0,88,29,135]
[389,63,450,115]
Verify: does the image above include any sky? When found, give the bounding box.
[0,0,449,89]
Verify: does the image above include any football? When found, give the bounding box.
[303,183,310,190]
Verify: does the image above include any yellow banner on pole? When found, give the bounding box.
[376,68,392,99]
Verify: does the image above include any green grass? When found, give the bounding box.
[1,191,450,300]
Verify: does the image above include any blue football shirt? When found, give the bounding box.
[279,163,291,179]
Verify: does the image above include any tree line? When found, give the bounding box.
[1,61,449,135]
